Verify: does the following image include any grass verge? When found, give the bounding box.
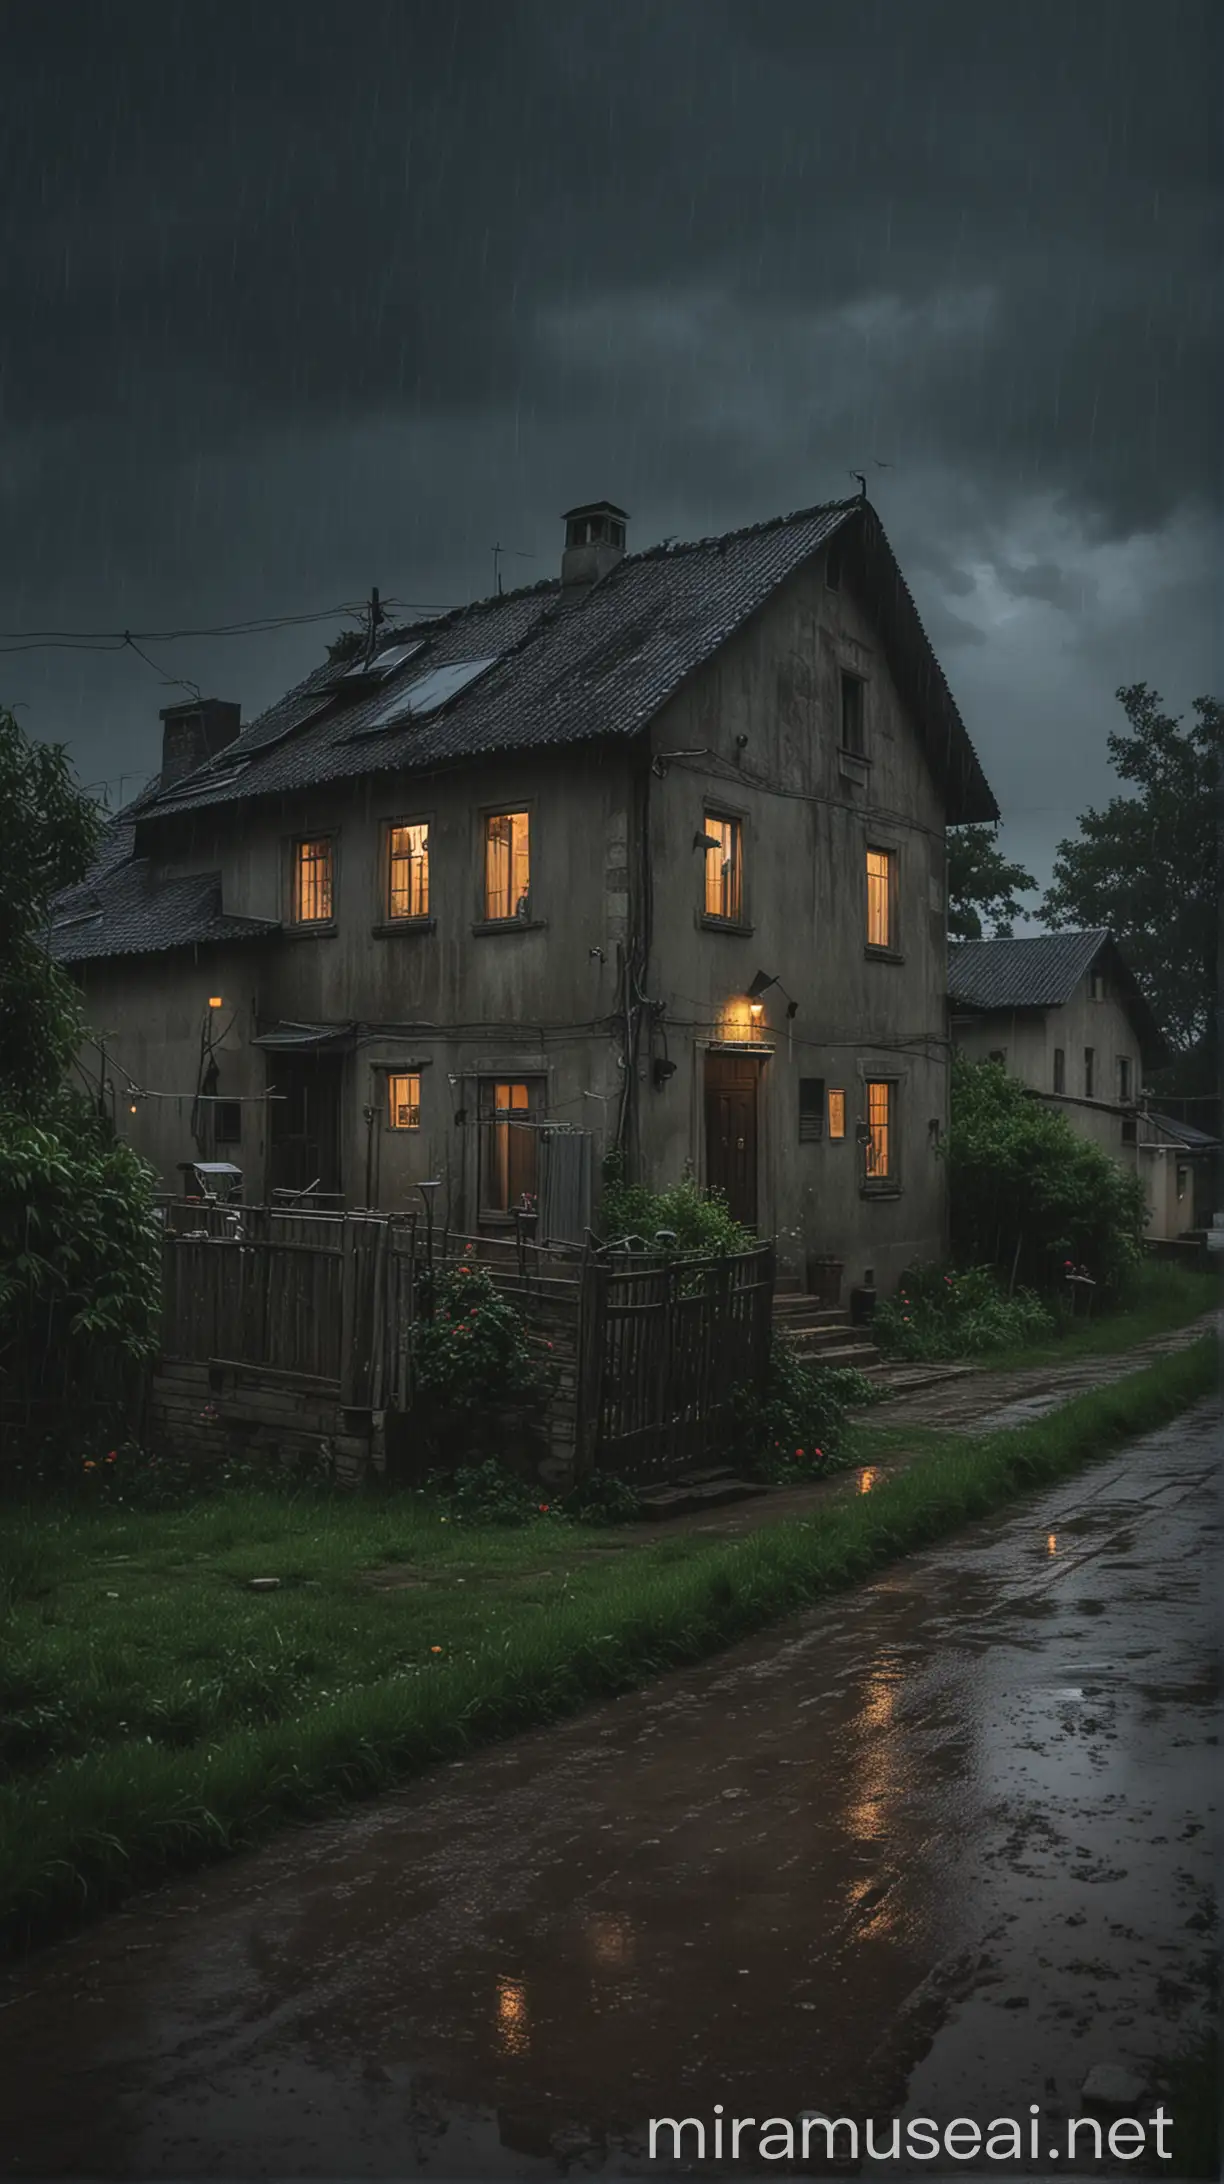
[0,1332,1216,1958]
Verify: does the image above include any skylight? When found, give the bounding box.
[339,640,427,682]
[359,657,499,730]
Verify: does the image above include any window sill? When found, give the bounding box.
[285,920,338,940]
[838,747,871,781]
[699,913,754,936]
[860,1183,902,1200]
[864,945,905,965]
[472,917,547,936]
[371,917,436,939]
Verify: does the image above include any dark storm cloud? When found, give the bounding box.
[0,0,1219,874]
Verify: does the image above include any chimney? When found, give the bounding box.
[561,501,628,587]
[158,698,241,788]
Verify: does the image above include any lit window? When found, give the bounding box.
[485,812,531,921]
[388,1073,421,1130]
[865,1080,894,1180]
[866,847,894,949]
[841,673,866,755]
[480,1080,539,1212]
[293,837,334,924]
[388,821,430,919]
[703,813,743,922]
[828,1088,846,1140]
[798,1077,825,1142]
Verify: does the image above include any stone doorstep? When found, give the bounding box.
[634,1476,770,1519]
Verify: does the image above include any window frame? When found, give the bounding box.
[863,1077,898,1189]
[290,833,336,927]
[1117,1054,1132,1102]
[1053,1047,1066,1095]
[477,1076,544,1216]
[827,1087,847,1141]
[840,670,867,757]
[865,843,899,955]
[798,1076,825,1143]
[383,815,432,925]
[701,808,746,927]
[480,806,533,926]
[386,1071,422,1131]
[213,1100,242,1147]
[1084,1046,1096,1100]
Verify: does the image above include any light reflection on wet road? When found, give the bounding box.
[0,1401,1217,2178]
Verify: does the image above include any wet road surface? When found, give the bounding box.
[1,1400,1217,2178]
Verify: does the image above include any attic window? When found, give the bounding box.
[1090,968,1108,1001]
[841,673,866,756]
[360,657,498,733]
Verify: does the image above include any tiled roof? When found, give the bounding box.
[48,860,279,965]
[128,498,996,829]
[948,930,1111,1009]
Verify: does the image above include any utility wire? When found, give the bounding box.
[0,600,461,654]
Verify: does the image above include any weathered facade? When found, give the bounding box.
[949,930,1217,1241]
[52,497,996,1296]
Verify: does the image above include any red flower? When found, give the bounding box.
[539,1503,550,1513]
[795,1448,804,1458]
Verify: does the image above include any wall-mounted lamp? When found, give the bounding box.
[749,1001,764,1021]
[652,1057,677,1089]
[208,995,224,1009]
[747,968,799,1021]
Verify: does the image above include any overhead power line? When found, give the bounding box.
[0,599,462,654]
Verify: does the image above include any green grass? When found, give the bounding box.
[0,1333,1216,1958]
[977,1260,1218,1371]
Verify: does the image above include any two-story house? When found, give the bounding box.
[50,495,996,1295]
[948,929,1217,1241]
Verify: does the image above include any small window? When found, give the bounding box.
[828,1088,847,1141]
[479,1079,539,1212]
[214,1101,242,1145]
[866,846,895,950]
[1117,1055,1132,1101]
[388,821,429,920]
[1090,968,1107,1001]
[388,1073,421,1130]
[703,812,743,922]
[1084,1047,1095,1100]
[1122,1113,1137,1145]
[1053,1048,1066,1095]
[799,1077,825,1142]
[841,673,866,756]
[293,836,334,924]
[865,1080,894,1181]
[485,812,531,921]
[1176,1165,1189,1202]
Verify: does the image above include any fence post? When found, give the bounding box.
[574,1260,608,1478]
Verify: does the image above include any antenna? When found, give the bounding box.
[491,544,535,597]
[849,471,868,500]
[361,586,386,666]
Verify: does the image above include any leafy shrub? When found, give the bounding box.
[0,1096,161,1408]
[874,1262,1056,1360]
[948,1053,1147,1293]
[432,1459,559,1527]
[563,1471,641,1525]
[731,1337,877,1481]
[598,1149,751,1257]
[411,1253,551,1408]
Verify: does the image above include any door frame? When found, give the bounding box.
[701,1044,769,1231]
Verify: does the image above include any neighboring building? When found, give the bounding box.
[948,928,1217,1240]
[50,495,996,1294]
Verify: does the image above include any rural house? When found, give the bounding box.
[948,929,1218,1242]
[50,495,996,1297]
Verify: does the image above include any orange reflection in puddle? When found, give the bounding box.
[495,1974,530,2057]
[1047,1532,1058,1556]
[858,1467,880,1495]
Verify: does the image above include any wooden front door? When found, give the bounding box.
[267,1057,344,1198]
[704,1053,759,1228]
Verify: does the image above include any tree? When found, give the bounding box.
[0,707,103,1113]
[1041,684,1221,1073]
[947,825,1037,940]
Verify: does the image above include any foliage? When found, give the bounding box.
[599,1149,752,1256]
[0,1097,162,1403]
[947,824,1037,941]
[947,1054,1147,1293]
[325,625,367,665]
[732,1337,877,1480]
[0,704,103,1115]
[1041,683,1221,1072]
[563,1469,641,1525]
[411,1253,550,1409]
[874,1262,1056,1360]
[429,1459,559,1527]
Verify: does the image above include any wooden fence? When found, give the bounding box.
[152,1208,773,1487]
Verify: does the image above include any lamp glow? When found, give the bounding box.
[208,995,223,1009]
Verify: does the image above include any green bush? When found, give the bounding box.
[874,1262,1056,1360]
[598,1149,752,1256]
[948,1054,1147,1293]
[431,1460,559,1527]
[563,1471,641,1525]
[731,1337,877,1481]
[411,1253,550,1408]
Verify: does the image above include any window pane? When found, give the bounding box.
[828,1088,846,1140]
[388,822,429,918]
[1084,1047,1095,1098]
[486,812,530,919]
[480,1079,539,1210]
[295,838,333,923]
[388,1073,420,1129]
[866,1080,892,1178]
[1053,1048,1065,1094]
[866,848,892,948]
[703,814,742,921]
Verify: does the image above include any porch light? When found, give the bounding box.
[208,995,223,1009]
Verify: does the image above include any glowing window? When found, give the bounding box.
[388,821,429,919]
[866,847,894,950]
[828,1088,846,1140]
[480,1079,538,1212]
[865,1080,893,1180]
[703,813,743,922]
[387,1073,421,1130]
[485,812,531,921]
[293,837,334,924]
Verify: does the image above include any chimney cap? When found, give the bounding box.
[562,500,629,522]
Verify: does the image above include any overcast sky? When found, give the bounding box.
[2,0,1219,896]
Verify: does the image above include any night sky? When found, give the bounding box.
[2,0,1219,891]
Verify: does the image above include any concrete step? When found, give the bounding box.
[785,1340,882,1371]
[781,1324,877,1354]
[771,1300,847,1326]
[635,1478,769,1520]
